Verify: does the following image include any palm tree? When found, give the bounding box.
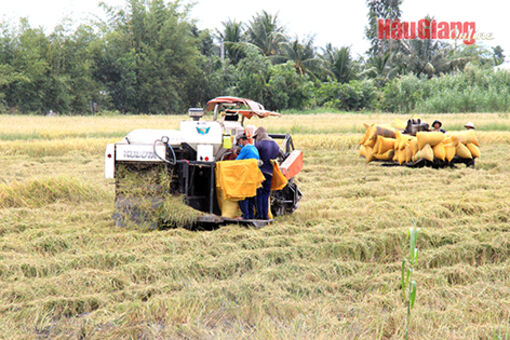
[246,11,287,56]
[322,44,357,83]
[275,37,325,78]
[392,16,472,77]
[397,39,449,77]
[397,38,473,77]
[492,45,505,66]
[216,19,245,65]
[361,53,400,85]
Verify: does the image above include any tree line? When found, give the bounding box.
[0,0,507,114]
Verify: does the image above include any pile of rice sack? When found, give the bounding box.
[359,122,480,166]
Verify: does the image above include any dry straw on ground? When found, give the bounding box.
[0,113,508,339]
[115,164,202,229]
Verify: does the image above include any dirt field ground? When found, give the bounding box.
[0,113,509,339]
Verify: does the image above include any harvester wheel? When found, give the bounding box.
[270,179,302,217]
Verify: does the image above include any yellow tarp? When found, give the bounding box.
[216,188,241,218]
[215,159,265,201]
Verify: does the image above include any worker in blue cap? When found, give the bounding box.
[235,133,259,219]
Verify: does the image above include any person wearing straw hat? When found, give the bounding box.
[464,122,475,130]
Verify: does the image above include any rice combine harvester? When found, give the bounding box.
[105,97,303,228]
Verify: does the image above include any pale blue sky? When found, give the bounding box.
[1,0,508,61]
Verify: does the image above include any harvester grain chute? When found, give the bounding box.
[105,97,303,228]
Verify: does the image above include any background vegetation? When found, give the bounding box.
[0,113,509,338]
[0,0,507,115]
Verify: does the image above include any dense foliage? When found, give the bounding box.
[382,66,510,113]
[0,0,507,114]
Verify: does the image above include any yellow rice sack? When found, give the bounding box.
[433,143,446,161]
[394,130,402,149]
[405,135,415,149]
[444,143,456,162]
[442,136,458,146]
[398,138,406,151]
[466,143,480,158]
[392,149,399,161]
[360,145,370,158]
[376,136,396,154]
[374,149,394,161]
[360,123,372,145]
[405,145,413,163]
[365,146,375,163]
[375,125,397,139]
[417,144,434,162]
[398,134,413,150]
[373,137,381,154]
[409,138,418,155]
[360,145,366,158]
[363,124,398,148]
[397,149,406,164]
[363,138,376,148]
[449,130,480,147]
[456,143,472,159]
[417,131,447,149]
[362,124,377,145]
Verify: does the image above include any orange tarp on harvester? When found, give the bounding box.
[271,161,288,191]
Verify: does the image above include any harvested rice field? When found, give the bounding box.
[0,113,509,339]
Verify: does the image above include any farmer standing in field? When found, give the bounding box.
[235,133,260,219]
[465,122,475,130]
[253,127,280,220]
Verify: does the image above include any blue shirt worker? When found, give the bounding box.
[235,133,260,219]
[253,126,280,220]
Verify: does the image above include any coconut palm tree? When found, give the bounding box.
[274,37,328,79]
[391,16,473,77]
[246,11,287,57]
[397,38,474,77]
[362,53,399,84]
[216,19,246,65]
[322,44,358,83]
[397,39,449,77]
